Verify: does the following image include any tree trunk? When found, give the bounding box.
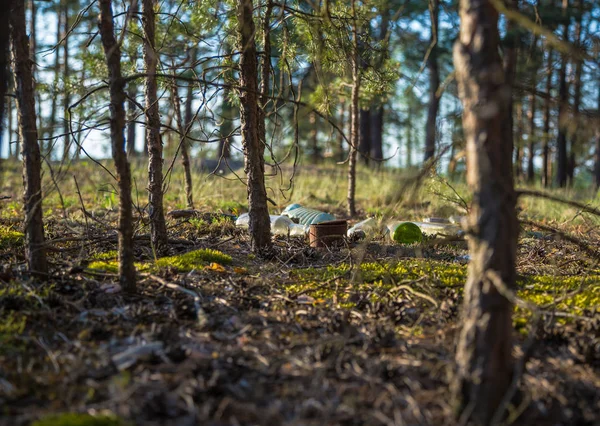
[310,112,320,163]
[555,0,569,188]
[218,44,233,161]
[0,0,10,132]
[46,6,62,157]
[237,0,271,252]
[424,0,440,164]
[595,82,600,190]
[171,78,194,209]
[126,0,139,158]
[347,0,360,217]
[527,93,536,183]
[358,108,370,165]
[514,102,524,180]
[180,53,195,208]
[98,0,136,292]
[370,107,384,165]
[259,0,272,160]
[62,0,70,160]
[337,98,346,162]
[504,0,518,176]
[452,1,518,424]
[406,108,412,168]
[542,48,552,187]
[567,0,583,186]
[10,0,48,276]
[142,0,168,255]
[28,0,42,135]
[369,9,388,167]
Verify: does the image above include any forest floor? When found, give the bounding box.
[0,161,598,426]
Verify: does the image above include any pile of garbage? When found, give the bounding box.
[235,204,465,245]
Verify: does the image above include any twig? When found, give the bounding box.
[516,189,600,217]
[145,274,207,326]
[520,219,598,259]
[73,175,89,237]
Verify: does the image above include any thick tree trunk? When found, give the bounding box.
[142,0,168,255]
[369,10,388,166]
[452,1,518,424]
[62,0,70,160]
[424,0,440,164]
[542,48,553,187]
[10,0,48,276]
[370,107,384,165]
[98,0,136,292]
[237,0,271,252]
[555,0,569,188]
[358,108,370,165]
[347,0,360,217]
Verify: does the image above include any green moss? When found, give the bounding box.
[32,413,129,426]
[0,312,27,355]
[86,260,153,274]
[0,225,24,249]
[86,249,232,275]
[288,260,599,320]
[91,251,118,261]
[155,249,232,272]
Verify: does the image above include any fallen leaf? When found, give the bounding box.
[205,263,226,272]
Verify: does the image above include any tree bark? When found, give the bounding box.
[503,0,518,176]
[98,0,136,292]
[62,0,71,160]
[555,0,569,188]
[527,93,536,183]
[370,106,384,165]
[180,58,195,208]
[406,107,412,168]
[514,102,524,180]
[0,0,10,132]
[452,1,518,424]
[347,0,360,217]
[142,0,168,255]
[567,0,583,186]
[595,81,600,190]
[46,6,62,156]
[10,0,48,276]
[358,108,370,165]
[541,48,552,187]
[337,98,346,162]
[237,0,271,252]
[424,0,440,164]
[218,44,233,161]
[171,78,194,209]
[126,0,139,158]
[309,111,321,163]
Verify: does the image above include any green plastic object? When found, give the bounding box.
[391,222,423,244]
